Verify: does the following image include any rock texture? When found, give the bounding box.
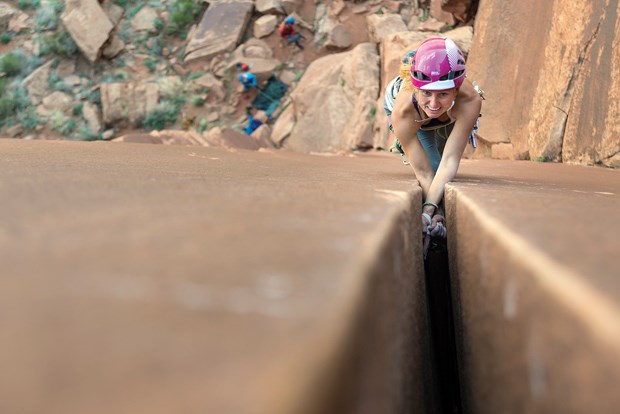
[184,0,254,63]
[468,0,620,166]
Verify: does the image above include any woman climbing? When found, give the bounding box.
[385,37,484,257]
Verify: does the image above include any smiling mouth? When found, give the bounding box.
[425,106,442,111]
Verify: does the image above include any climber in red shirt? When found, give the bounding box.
[278,16,304,50]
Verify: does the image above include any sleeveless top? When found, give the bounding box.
[383,74,478,148]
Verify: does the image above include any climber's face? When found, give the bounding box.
[418,89,457,118]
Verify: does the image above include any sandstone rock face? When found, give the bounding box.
[279,43,379,153]
[101,82,159,127]
[61,0,114,64]
[184,1,254,63]
[468,0,620,166]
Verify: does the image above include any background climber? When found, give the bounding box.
[236,63,257,93]
[278,16,305,50]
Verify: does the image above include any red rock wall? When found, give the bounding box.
[468,0,619,167]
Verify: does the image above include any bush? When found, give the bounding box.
[166,0,205,36]
[142,100,180,130]
[0,52,23,77]
[77,123,102,141]
[0,49,41,78]
[17,107,42,130]
[190,94,204,107]
[144,58,157,72]
[49,110,77,136]
[0,33,13,44]
[18,0,40,9]
[41,31,77,58]
[197,118,208,134]
[0,85,30,126]
[35,1,63,31]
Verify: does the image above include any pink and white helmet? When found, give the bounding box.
[410,37,466,91]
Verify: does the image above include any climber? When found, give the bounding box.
[278,16,305,50]
[237,63,257,92]
[385,37,484,258]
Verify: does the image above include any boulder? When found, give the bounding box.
[0,2,17,32]
[279,43,380,153]
[254,15,278,38]
[184,1,254,63]
[61,0,114,64]
[204,127,265,151]
[100,82,159,127]
[130,6,158,33]
[233,38,274,60]
[36,91,74,117]
[255,0,284,14]
[430,0,455,25]
[366,14,407,44]
[324,24,352,50]
[281,0,302,14]
[250,124,274,148]
[100,0,124,26]
[22,61,53,105]
[441,0,476,23]
[82,102,103,133]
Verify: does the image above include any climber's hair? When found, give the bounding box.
[399,49,416,93]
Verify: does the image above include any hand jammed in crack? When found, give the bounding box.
[422,212,447,259]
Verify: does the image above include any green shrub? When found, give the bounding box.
[166,0,205,36]
[187,72,205,81]
[41,31,77,58]
[77,123,102,141]
[34,0,64,31]
[18,0,40,9]
[142,100,180,130]
[17,107,42,130]
[190,94,204,107]
[72,103,84,117]
[0,33,13,44]
[197,118,208,134]
[0,86,30,126]
[49,110,77,136]
[127,2,146,19]
[0,49,41,79]
[0,52,23,77]
[148,35,165,57]
[144,58,157,72]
